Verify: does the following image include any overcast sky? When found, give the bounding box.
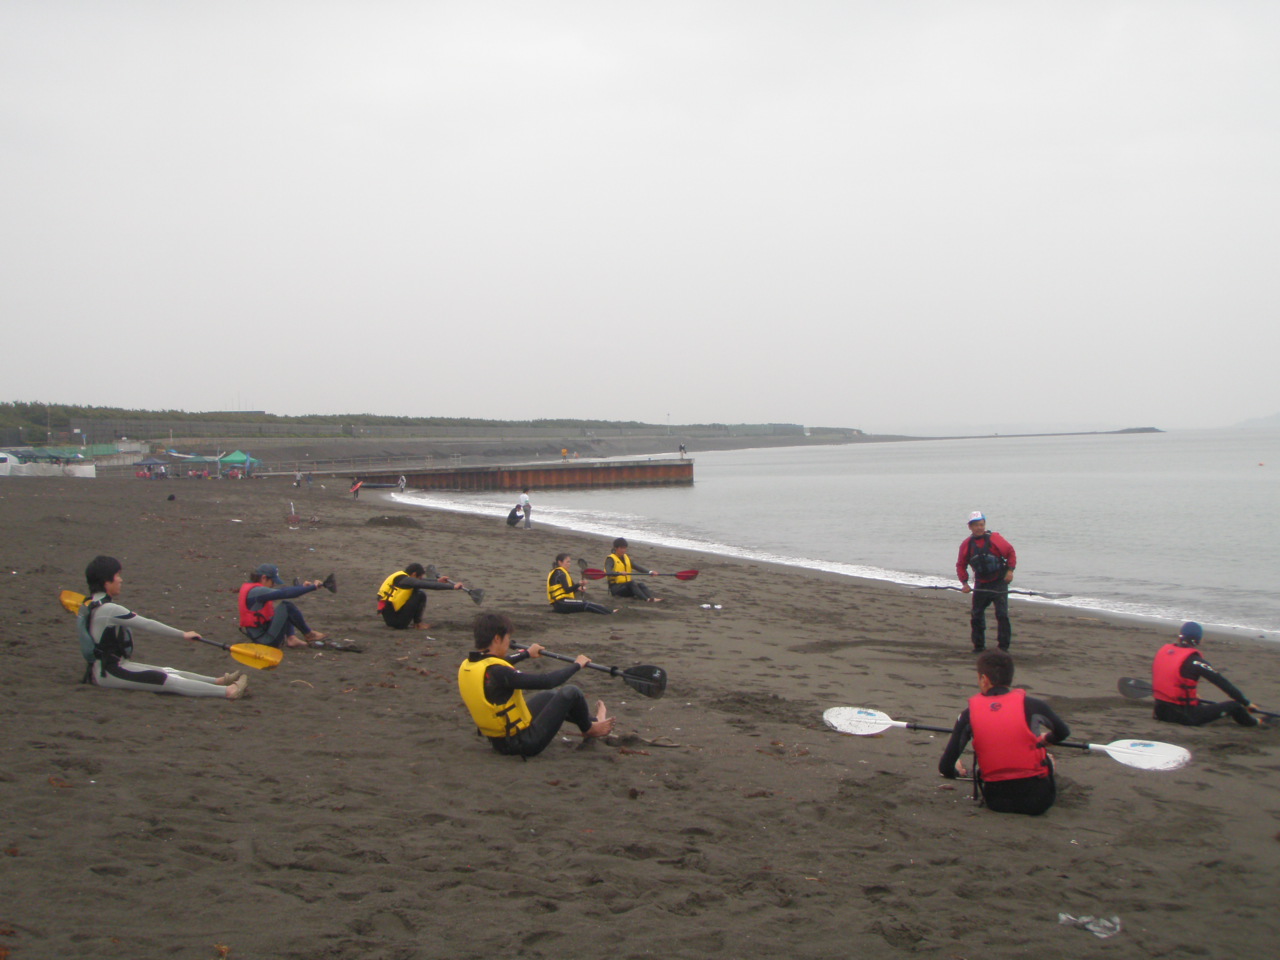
[3,2,1277,434]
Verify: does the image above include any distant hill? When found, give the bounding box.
[1233,413,1280,429]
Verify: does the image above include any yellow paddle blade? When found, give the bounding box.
[61,589,87,614]
[229,643,283,671]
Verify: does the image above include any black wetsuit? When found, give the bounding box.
[381,575,455,629]
[1156,655,1258,727]
[938,687,1070,815]
[468,649,593,757]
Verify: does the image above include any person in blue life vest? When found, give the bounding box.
[547,553,616,615]
[956,511,1017,652]
[239,564,328,648]
[939,650,1070,815]
[377,563,466,630]
[1151,621,1262,727]
[605,538,662,603]
[458,612,615,758]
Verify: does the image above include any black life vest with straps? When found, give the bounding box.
[966,534,1008,582]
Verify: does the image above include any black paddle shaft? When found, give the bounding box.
[532,649,667,699]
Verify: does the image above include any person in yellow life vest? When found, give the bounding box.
[377,563,465,631]
[938,650,1070,816]
[1152,621,1261,727]
[548,554,615,615]
[458,612,615,758]
[605,537,662,602]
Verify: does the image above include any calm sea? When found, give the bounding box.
[395,429,1280,639]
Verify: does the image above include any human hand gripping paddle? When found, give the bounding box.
[423,564,485,604]
[58,590,283,671]
[822,706,1192,771]
[1116,677,1279,720]
[517,645,667,699]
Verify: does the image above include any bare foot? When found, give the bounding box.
[225,675,249,700]
[413,622,432,631]
[215,670,243,686]
[304,631,328,642]
[284,636,310,648]
[647,597,663,603]
[583,700,615,739]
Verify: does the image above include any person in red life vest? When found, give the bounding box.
[938,650,1070,815]
[1152,621,1262,727]
[956,511,1017,652]
[239,563,328,648]
[458,612,615,758]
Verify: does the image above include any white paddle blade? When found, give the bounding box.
[823,707,897,736]
[1092,739,1191,771]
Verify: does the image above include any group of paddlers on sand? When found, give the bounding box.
[71,506,1272,814]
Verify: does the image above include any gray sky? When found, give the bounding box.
[3,1,1277,434]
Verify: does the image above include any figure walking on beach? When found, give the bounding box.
[1151,622,1263,727]
[376,562,466,631]
[957,511,1016,651]
[238,564,329,648]
[606,537,662,602]
[350,478,364,499]
[458,612,614,758]
[518,486,532,528]
[78,555,248,699]
[547,554,616,615]
[938,650,1069,815]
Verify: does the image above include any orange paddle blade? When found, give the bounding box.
[60,589,87,613]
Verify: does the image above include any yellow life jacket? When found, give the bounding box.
[377,570,414,612]
[547,568,575,604]
[607,552,633,585]
[457,655,533,738]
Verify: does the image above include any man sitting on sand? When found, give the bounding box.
[377,563,466,630]
[79,555,247,699]
[605,538,662,603]
[239,564,328,648]
[458,612,614,758]
[939,650,1069,815]
[1152,621,1262,727]
[548,553,616,615]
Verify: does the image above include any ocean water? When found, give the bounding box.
[395,429,1280,639]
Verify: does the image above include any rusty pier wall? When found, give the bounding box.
[366,458,693,492]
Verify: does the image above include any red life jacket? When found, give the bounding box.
[238,582,273,629]
[1152,643,1200,707]
[968,688,1048,782]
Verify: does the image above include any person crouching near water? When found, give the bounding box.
[458,612,614,758]
[1152,621,1262,727]
[938,650,1069,815]
[79,555,247,699]
[239,564,328,648]
[548,553,616,615]
[377,562,466,630]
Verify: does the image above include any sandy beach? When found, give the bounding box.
[1,476,1277,959]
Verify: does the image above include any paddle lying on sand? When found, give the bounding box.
[424,565,485,605]
[916,585,1070,599]
[527,648,668,699]
[1117,677,1279,719]
[58,590,283,670]
[822,706,1192,771]
[579,568,700,581]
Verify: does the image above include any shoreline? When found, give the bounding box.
[384,488,1279,644]
[3,477,1278,958]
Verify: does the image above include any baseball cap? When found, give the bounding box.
[255,563,283,585]
[1178,621,1203,642]
[967,511,986,524]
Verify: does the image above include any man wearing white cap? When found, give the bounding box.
[956,512,1017,652]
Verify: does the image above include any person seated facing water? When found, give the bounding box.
[79,555,247,699]
[938,650,1069,816]
[238,563,328,648]
[458,612,614,758]
[1151,621,1262,727]
[377,562,466,630]
[605,538,662,602]
[547,553,615,615]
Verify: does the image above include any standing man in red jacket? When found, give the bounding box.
[956,511,1017,653]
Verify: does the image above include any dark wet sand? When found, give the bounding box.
[1,477,1277,959]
